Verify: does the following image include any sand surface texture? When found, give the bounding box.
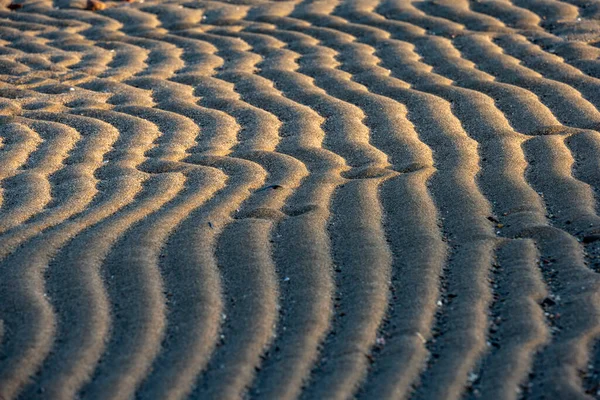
[1,0,600,399]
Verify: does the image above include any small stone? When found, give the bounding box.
[86,0,106,10]
[468,372,479,383]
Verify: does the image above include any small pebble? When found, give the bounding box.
[86,0,106,10]
[468,372,479,383]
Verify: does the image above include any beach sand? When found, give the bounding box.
[1,0,600,399]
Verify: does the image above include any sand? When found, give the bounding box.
[1,0,600,399]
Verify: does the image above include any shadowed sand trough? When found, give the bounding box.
[1,0,600,399]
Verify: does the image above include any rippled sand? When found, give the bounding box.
[1,1,600,399]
